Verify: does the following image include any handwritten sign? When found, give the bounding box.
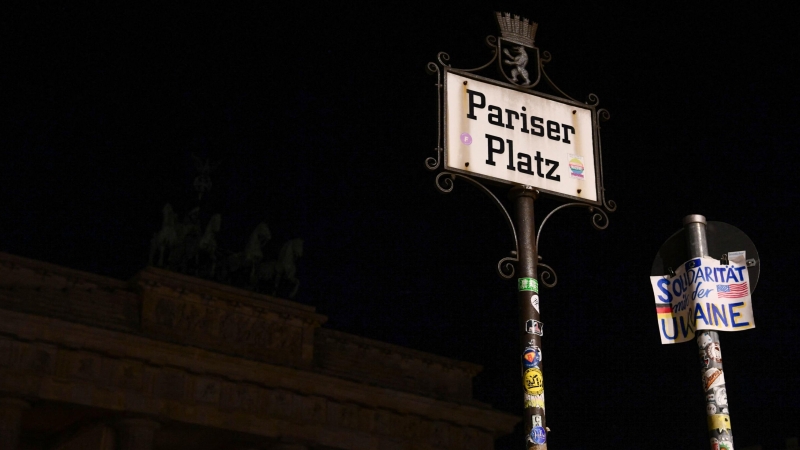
[650,251,755,344]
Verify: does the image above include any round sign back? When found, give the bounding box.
[651,221,760,294]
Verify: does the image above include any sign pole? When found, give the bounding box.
[426,13,616,449]
[683,215,734,450]
[511,185,547,449]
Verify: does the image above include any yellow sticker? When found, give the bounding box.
[708,414,731,431]
[524,393,545,411]
[523,368,544,395]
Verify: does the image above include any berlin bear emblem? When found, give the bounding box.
[495,12,541,87]
[503,45,531,85]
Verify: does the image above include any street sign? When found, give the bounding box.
[427,13,615,448]
[445,70,600,203]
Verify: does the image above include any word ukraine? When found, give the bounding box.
[650,251,755,344]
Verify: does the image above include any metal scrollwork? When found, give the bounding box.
[455,37,498,73]
[425,14,617,284]
[425,60,443,171]
[432,171,520,278]
[437,52,451,67]
[445,174,517,251]
[540,66,578,103]
[425,61,440,76]
[594,106,615,213]
[601,187,617,212]
[589,206,610,230]
[434,171,455,193]
[536,203,613,249]
[425,148,442,171]
[533,202,613,287]
[537,261,557,288]
[498,254,519,279]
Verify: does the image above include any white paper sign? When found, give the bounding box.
[445,71,597,202]
[651,252,755,344]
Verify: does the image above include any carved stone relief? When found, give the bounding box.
[144,294,306,365]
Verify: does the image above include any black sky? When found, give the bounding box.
[3,3,800,449]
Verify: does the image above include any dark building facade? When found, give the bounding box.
[0,253,517,450]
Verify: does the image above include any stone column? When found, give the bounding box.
[116,418,160,450]
[0,398,30,450]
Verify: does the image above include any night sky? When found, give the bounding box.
[3,3,799,449]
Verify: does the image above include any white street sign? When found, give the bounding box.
[445,70,598,203]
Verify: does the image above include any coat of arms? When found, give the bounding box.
[495,12,541,87]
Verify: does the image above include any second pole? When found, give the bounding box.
[511,186,547,450]
[683,215,734,450]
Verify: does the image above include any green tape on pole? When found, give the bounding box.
[518,278,538,292]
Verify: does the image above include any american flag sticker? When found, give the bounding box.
[716,282,749,298]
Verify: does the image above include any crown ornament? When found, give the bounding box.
[495,12,538,47]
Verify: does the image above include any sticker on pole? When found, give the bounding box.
[531,294,540,312]
[650,251,755,344]
[530,426,547,444]
[519,278,538,292]
[523,367,544,394]
[525,319,543,336]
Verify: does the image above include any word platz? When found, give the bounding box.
[444,71,596,201]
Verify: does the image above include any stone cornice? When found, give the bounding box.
[0,252,130,292]
[132,267,326,324]
[0,308,519,436]
[318,329,483,375]
[315,329,484,404]
[0,252,519,439]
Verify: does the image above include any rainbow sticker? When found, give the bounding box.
[568,154,584,179]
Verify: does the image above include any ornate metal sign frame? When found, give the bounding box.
[425,13,616,282]
[441,68,603,205]
[424,14,618,449]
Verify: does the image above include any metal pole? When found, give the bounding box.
[683,214,733,450]
[511,186,547,450]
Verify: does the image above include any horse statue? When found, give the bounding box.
[197,214,222,275]
[257,238,303,298]
[222,222,271,284]
[168,206,201,271]
[149,203,179,267]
